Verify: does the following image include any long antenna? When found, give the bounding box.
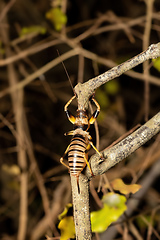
[57,50,76,96]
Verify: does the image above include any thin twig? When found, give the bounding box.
[101,159,160,240]
[1,11,28,240]
[0,39,62,66]
[0,0,16,22]
[30,177,71,240]
[143,0,154,121]
[0,48,79,98]
[77,54,85,83]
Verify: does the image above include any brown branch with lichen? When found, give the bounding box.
[71,43,160,240]
[74,43,160,110]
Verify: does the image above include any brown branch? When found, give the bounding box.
[30,176,71,240]
[101,158,160,240]
[80,48,160,86]
[72,111,160,240]
[74,42,160,110]
[88,111,160,178]
[1,7,28,240]
[0,0,16,22]
[0,42,160,100]
[0,48,79,98]
[71,43,160,240]
[93,12,160,36]
[143,0,154,121]
[70,174,92,240]
[0,39,62,66]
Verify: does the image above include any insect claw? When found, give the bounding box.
[91,172,94,177]
[100,151,105,159]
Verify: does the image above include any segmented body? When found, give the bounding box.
[60,95,102,193]
[68,130,90,178]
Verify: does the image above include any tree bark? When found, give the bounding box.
[70,43,160,240]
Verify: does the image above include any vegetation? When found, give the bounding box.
[0,0,160,240]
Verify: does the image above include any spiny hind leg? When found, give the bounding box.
[89,141,104,159]
[60,144,70,170]
[84,154,94,176]
[60,157,70,169]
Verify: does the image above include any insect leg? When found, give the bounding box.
[60,158,70,169]
[84,153,94,176]
[64,95,76,124]
[60,144,71,170]
[64,95,76,110]
[89,97,100,124]
[89,141,103,158]
[64,130,75,136]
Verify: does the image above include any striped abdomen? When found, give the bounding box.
[68,134,88,177]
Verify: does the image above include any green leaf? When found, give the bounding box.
[45,8,67,31]
[136,215,155,229]
[152,57,160,72]
[20,26,47,36]
[104,80,120,95]
[58,203,73,220]
[7,180,20,191]
[102,192,127,208]
[91,193,127,233]
[2,164,20,176]
[58,216,75,240]
[105,178,142,195]
[95,88,110,109]
[58,204,75,240]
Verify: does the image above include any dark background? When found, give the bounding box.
[0,0,160,239]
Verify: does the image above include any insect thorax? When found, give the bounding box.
[72,128,91,142]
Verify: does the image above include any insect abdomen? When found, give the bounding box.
[68,134,87,177]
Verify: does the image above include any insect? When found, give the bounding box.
[60,94,103,192]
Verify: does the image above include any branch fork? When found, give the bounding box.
[71,43,160,240]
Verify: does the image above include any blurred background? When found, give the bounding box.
[0,0,160,239]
